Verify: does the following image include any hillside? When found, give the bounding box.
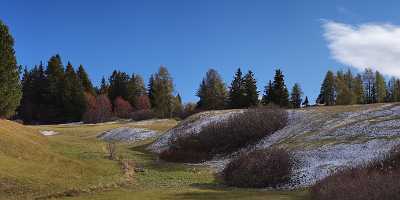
[0,120,123,200]
[150,103,400,188]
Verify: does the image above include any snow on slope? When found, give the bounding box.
[98,127,158,142]
[148,109,244,153]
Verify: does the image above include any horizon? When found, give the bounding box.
[2,0,400,103]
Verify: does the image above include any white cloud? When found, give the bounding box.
[323,21,400,77]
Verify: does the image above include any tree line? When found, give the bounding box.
[317,68,400,106]
[196,68,308,111]
[5,19,399,124]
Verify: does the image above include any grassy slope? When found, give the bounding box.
[0,119,308,200]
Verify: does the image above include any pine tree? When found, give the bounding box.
[302,96,310,107]
[197,69,227,110]
[317,70,335,106]
[44,54,65,122]
[0,20,22,118]
[150,66,175,118]
[270,69,289,107]
[99,76,109,94]
[261,80,273,105]
[108,70,130,102]
[228,68,246,108]
[77,65,95,95]
[375,71,387,103]
[243,70,259,107]
[62,62,87,122]
[148,75,155,107]
[290,83,303,108]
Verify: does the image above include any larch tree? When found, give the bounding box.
[290,83,303,108]
[335,70,353,105]
[0,20,21,118]
[150,66,175,118]
[375,71,387,103]
[197,69,227,110]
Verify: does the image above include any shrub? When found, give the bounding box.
[114,96,133,118]
[83,94,113,123]
[130,109,156,121]
[311,146,400,200]
[135,95,151,110]
[222,148,291,188]
[160,107,288,163]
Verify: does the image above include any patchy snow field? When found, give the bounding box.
[98,127,159,142]
[149,103,400,188]
[148,109,244,153]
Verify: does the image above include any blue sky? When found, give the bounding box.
[2,0,400,103]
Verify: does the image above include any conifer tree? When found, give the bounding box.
[148,75,155,107]
[150,66,175,118]
[0,20,22,118]
[228,68,245,108]
[108,70,130,102]
[302,96,310,107]
[99,76,109,94]
[44,54,65,121]
[62,62,87,121]
[197,69,227,110]
[261,80,273,105]
[172,94,183,117]
[317,70,335,106]
[270,69,289,107]
[335,70,353,105]
[290,83,303,108]
[243,70,259,107]
[375,71,387,103]
[127,73,146,109]
[77,65,95,95]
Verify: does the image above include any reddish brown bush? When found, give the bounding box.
[130,109,156,121]
[135,95,151,110]
[160,107,288,163]
[311,146,400,200]
[83,94,113,123]
[114,96,133,118]
[222,148,291,188]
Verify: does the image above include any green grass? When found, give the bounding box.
[0,119,308,200]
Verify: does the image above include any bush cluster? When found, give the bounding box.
[160,107,288,163]
[222,148,292,188]
[311,146,400,200]
[130,110,157,121]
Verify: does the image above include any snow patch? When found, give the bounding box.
[40,130,59,136]
[98,127,159,142]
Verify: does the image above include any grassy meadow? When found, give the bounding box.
[0,119,308,200]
